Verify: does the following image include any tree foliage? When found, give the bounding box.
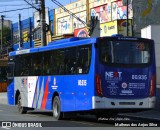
[0,26,11,45]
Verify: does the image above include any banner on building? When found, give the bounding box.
[100,19,132,37]
[23,31,29,42]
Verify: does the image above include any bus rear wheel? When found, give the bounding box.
[17,95,27,114]
[52,96,63,120]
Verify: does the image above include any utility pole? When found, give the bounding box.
[123,0,130,36]
[29,18,32,48]
[126,0,129,36]
[1,15,5,52]
[19,14,23,48]
[40,0,46,46]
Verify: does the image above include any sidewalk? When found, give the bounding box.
[0,92,7,105]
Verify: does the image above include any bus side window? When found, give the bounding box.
[42,52,51,76]
[32,53,42,76]
[52,49,65,75]
[21,66,29,76]
[76,45,91,74]
[34,64,41,75]
[64,47,78,75]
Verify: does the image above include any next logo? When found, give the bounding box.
[105,71,122,78]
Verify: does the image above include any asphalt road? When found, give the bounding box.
[0,104,160,130]
[0,104,114,128]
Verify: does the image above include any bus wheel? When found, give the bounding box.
[17,95,27,114]
[52,96,62,120]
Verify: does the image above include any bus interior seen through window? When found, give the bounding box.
[14,44,92,76]
[100,41,151,65]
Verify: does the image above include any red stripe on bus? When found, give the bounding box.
[41,79,49,109]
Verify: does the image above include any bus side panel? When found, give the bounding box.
[14,76,53,109]
[14,77,29,107]
[7,81,14,105]
[75,75,94,111]
[75,43,96,111]
[61,76,76,111]
[14,76,40,108]
[61,43,95,112]
[61,74,94,112]
[89,43,96,110]
[45,76,65,110]
[28,76,53,110]
[33,76,48,110]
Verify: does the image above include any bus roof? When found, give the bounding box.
[9,36,154,57]
[9,37,97,57]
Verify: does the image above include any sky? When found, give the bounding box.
[0,0,77,23]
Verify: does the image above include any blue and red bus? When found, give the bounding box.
[7,36,156,120]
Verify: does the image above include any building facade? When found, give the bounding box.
[132,0,160,36]
[12,9,54,50]
[55,0,133,37]
[11,0,133,50]
[12,17,34,50]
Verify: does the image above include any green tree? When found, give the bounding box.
[0,26,11,46]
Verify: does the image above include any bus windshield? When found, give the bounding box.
[99,40,151,65]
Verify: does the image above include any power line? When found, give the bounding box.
[23,0,40,11]
[51,0,87,26]
[0,7,33,14]
[0,0,26,1]
[0,4,28,7]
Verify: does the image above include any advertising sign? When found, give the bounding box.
[100,20,118,36]
[118,19,132,36]
[73,11,87,29]
[23,31,28,42]
[104,69,148,97]
[33,8,49,29]
[57,16,72,35]
[91,4,110,23]
[74,28,89,37]
[100,19,132,37]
